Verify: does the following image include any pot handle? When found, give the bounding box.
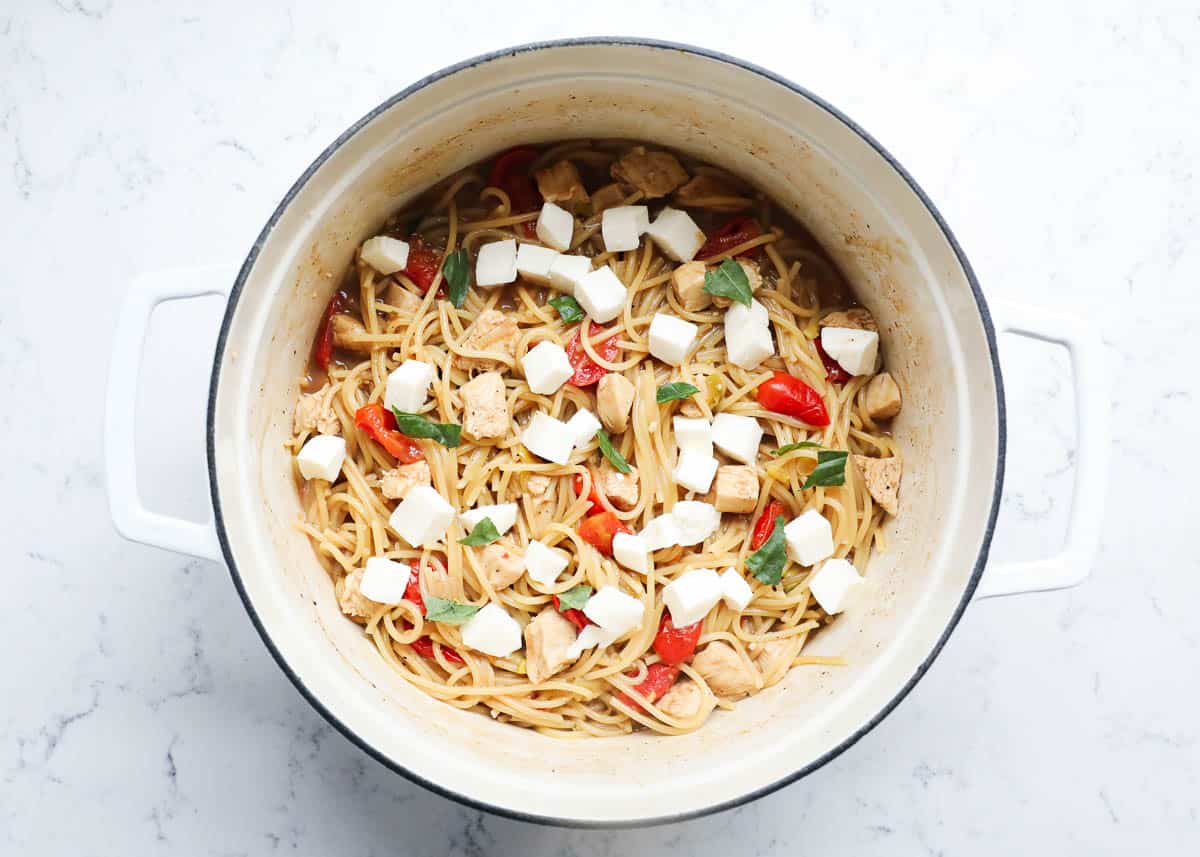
[975,299,1110,598]
[105,265,233,562]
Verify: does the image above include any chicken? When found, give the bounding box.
[331,313,375,352]
[460,371,510,442]
[610,147,689,198]
[524,474,557,536]
[670,261,711,312]
[293,388,341,436]
[673,174,738,205]
[589,182,629,216]
[710,259,763,309]
[596,373,635,433]
[384,282,423,315]
[534,159,589,210]
[479,541,525,590]
[337,568,376,621]
[378,461,431,500]
[458,309,520,372]
[597,464,639,511]
[713,465,758,514]
[419,562,458,602]
[853,455,901,516]
[524,606,577,683]
[863,372,902,420]
[753,637,800,688]
[656,677,711,722]
[819,307,877,332]
[692,640,757,698]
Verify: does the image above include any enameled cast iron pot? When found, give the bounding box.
[105,39,1109,826]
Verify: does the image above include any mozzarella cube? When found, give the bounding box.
[662,568,723,627]
[360,236,410,275]
[536,202,575,251]
[673,452,719,494]
[808,557,864,614]
[711,413,763,464]
[389,484,455,547]
[296,435,346,482]
[522,412,575,464]
[612,532,651,575]
[784,509,835,566]
[673,416,713,457]
[820,327,880,376]
[646,207,706,262]
[672,500,720,546]
[547,254,592,293]
[475,239,518,287]
[725,299,775,369]
[459,502,519,536]
[521,341,574,395]
[564,408,601,448]
[601,205,649,253]
[648,313,698,366]
[384,360,436,414]
[461,602,522,657]
[574,265,627,323]
[359,557,413,604]
[523,540,569,587]
[582,585,645,635]
[719,568,754,612]
[642,513,683,551]
[566,624,620,659]
[516,243,560,285]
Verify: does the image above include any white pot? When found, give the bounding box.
[105,40,1109,826]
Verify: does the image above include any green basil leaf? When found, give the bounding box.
[391,409,462,448]
[596,429,631,474]
[458,517,501,546]
[771,441,823,456]
[803,450,849,489]
[424,596,481,624]
[555,583,593,611]
[655,382,700,404]
[549,294,585,323]
[703,258,753,307]
[746,515,788,585]
[442,249,470,309]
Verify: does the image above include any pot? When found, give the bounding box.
[104,39,1109,826]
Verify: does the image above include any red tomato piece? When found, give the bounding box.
[572,471,604,514]
[616,662,680,711]
[652,614,703,665]
[578,511,629,557]
[410,636,465,664]
[750,500,787,551]
[755,371,830,427]
[814,335,851,384]
[565,322,621,387]
[402,236,442,294]
[552,595,593,631]
[697,216,760,259]
[403,563,424,613]
[313,290,346,370]
[488,146,540,189]
[354,403,425,463]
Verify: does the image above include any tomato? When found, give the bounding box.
[616,662,679,711]
[814,335,851,384]
[552,595,593,631]
[354,403,425,463]
[410,636,465,664]
[573,471,604,514]
[578,511,629,557]
[697,216,760,259]
[652,614,703,665]
[402,237,442,293]
[755,371,830,427]
[313,290,346,370]
[403,563,424,612]
[488,146,540,189]
[750,500,787,551]
[565,322,621,387]
[489,145,541,230]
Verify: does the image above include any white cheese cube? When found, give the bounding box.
[642,513,683,551]
[461,602,523,657]
[582,585,645,635]
[383,360,436,414]
[475,239,518,287]
[564,408,601,448]
[360,236,410,275]
[536,202,575,252]
[725,299,775,369]
[648,313,698,366]
[612,532,651,575]
[566,624,620,659]
[516,243,560,285]
[359,557,413,604]
[672,500,720,546]
[389,484,455,548]
[711,413,763,464]
[673,452,719,494]
[646,207,706,262]
[523,540,569,587]
[719,569,754,612]
[459,502,519,536]
[662,568,723,627]
[601,205,649,253]
[784,509,835,566]
[521,341,574,394]
[574,265,627,323]
[521,412,575,464]
[820,327,880,376]
[808,557,864,614]
[547,254,592,293]
[296,435,346,482]
[673,416,713,457]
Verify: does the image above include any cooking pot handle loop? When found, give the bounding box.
[976,299,1109,598]
[105,266,232,562]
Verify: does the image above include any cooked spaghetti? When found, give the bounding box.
[288,140,904,737]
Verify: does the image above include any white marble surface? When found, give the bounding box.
[3,1,1197,854]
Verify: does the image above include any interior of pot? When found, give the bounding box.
[211,41,1001,824]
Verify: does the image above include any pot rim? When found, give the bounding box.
[206,36,1006,829]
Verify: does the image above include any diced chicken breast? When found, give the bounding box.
[753,637,800,688]
[458,309,520,372]
[863,372,902,420]
[610,147,689,198]
[596,373,635,434]
[479,541,526,590]
[853,455,901,516]
[657,677,711,722]
[820,307,877,332]
[692,640,757,698]
[674,174,738,205]
[419,563,457,602]
[330,313,375,352]
[293,389,341,436]
[713,465,758,514]
[523,474,557,536]
[337,568,376,621]
[597,465,640,511]
[589,182,629,215]
[460,371,509,442]
[709,259,763,309]
[535,160,590,210]
[384,282,423,315]
[524,606,578,683]
[379,461,431,500]
[671,260,711,312]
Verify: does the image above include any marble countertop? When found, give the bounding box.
[3,1,1196,854]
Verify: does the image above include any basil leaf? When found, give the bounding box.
[556,584,593,611]
[703,258,753,307]
[596,429,631,474]
[442,249,470,309]
[424,596,481,624]
[746,515,788,585]
[803,450,849,489]
[391,409,462,448]
[459,517,501,546]
[771,441,823,456]
[549,294,585,323]
[656,382,700,404]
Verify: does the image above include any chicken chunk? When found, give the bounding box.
[460,371,510,442]
[458,309,520,372]
[656,677,712,722]
[819,307,877,332]
[713,465,758,514]
[674,174,738,205]
[534,160,590,210]
[693,640,757,698]
[710,259,763,309]
[379,461,431,500]
[610,147,689,198]
[419,562,458,602]
[293,388,341,436]
[337,568,376,621]
[522,474,558,537]
[753,637,800,688]
[597,465,639,511]
[853,455,901,516]
[524,606,578,683]
[331,313,375,352]
[596,373,635,433]
[479,541,525,590]
[589,182,629,215]
[670,260,711,312]
[863,372,902,420]
[384,282,423,315]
